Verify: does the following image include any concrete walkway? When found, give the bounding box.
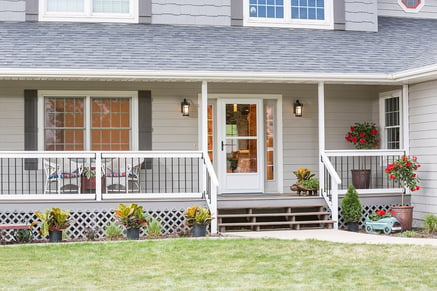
[223,229,437,246]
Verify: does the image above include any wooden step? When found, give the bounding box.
[218,220,334,232]
[218,204,325,210]
[218,211,330,218]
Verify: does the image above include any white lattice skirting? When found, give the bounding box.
[0,208,190,242]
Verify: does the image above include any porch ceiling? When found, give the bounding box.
[0,17,436,84]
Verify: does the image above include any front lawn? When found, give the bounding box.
[0,238,435,290]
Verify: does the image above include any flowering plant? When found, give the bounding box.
[345,122,379,149]
[385,155,420,205]
[369,209,395,221]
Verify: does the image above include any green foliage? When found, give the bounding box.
[14,229,32,243]
[299,178,319,189]
[293,168,315,182]
[34,207,71,237]
[147,218,162,238]
[105,222,123,239]
[424,214,437,233]
[341,185,362,223]
[184,205,213,226]
[114,203,148,230]
[400,230,419,238]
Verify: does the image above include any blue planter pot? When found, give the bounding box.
[192,224,207,237]
[49,230,63,243]
[126,228,140,240]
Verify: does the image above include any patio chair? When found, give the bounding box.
[105,158,140,193]
[44,159,83,194]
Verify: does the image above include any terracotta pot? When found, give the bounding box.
[391,206,414,231]
[351,169,371,189]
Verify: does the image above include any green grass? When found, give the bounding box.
[0,238,436,290]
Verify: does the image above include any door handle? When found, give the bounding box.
[221,141,232,151]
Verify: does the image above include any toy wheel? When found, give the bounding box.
[365,225,372,233]
[383,227,391,235]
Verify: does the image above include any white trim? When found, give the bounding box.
[0,194,96,201]
[379,90,402,150]
[325,149,406,157]
[102,193,203,200]
[338,188,404,195]
[39,0,139,23]
[243,0,334,30]
[398,0,425,13]
[402,85,410,155]
[37,90,138,151]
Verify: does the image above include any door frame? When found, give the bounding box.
[201,94,283,194]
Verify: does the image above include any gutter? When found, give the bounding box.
[0,64,437,84]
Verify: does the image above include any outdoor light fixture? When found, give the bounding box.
[294,100,303,117]
[181,98,190,116]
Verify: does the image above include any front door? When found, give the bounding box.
[217,99,264,193]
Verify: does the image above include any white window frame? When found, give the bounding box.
[398,0,425,13]
[379,90,403,150]
[39,0,139,23]
[243,0,334,30]
[38,90,139,151]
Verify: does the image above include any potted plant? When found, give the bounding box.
[385,155,420,230]
[341,185,362,231]
[114,203,148,240]
[365,209,402,234]
[183,205,213,237]
[34,207,71,243]
[290,168,319,196]
[345,122,379,189]
[81,166,105,193]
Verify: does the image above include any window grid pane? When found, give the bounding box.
[384,97,400,149]
[44,97,85,151]
[265,105,274,181]
[250,0,284,19]
[91,98,130,151]
[47,0,84,12]
[207,105,214,164]
[291,0,325,20]
[93,0,130,13]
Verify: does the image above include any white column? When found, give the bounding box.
[318,82,325,192]
[201,81,208,152]
[402,84,409,155]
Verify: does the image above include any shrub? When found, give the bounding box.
[299,178,319,189]
[424,214,437,233]
[105,222,123,239]
[341,185,362,223]
[147,218,162,238]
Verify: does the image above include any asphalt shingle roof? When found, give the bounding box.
[0,17,436,74]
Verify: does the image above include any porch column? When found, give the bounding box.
[402,84,410,155]
[201,81,208,152]
[318,82,325,189]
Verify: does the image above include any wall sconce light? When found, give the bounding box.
[181,98,190,116]
[293,100,303,117]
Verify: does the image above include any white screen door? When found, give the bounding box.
[217,99,264,193]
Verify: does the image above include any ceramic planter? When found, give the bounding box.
[391,206,414,231]
[192,224,207,237]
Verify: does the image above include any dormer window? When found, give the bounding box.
[245,0,333,29]
[39,0,139,23]
[398,0,425,12]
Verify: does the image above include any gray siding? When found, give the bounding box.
[409,80,437,222]
[152,0,231,26]
[345,0,378,32]
[0,0,25,21]
[378,0,437,19]
[0,88,24,150]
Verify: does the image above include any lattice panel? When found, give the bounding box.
[338,203,408,229]
[0,208,190,243]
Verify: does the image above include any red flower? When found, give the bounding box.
[359,132,366,137]
[352,137,357,143]
[416,186,420,191]
[371,129,378,135]
[412,173,417,177]
[388,210,395,214]
[412,156,417,161]
[359,138,366,143]
[389,174,396,179]
[350,126,355,131]
[345,136,351,141]
[406,162,411,167]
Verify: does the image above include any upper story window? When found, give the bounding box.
[398,0,425,12]
[245,0,333,29]
[39,0,139,23]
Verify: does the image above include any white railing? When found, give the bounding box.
[324,149,406,192]
[0,151,218,201]
[320,152,341,229]
[203,153,219,234]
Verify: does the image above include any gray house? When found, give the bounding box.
[0,0,436,240]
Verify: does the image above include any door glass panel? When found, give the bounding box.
[225,139,257,173]
[225,104,257,137]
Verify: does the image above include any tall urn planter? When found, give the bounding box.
[391,206,414,231]
[351,169,371,189]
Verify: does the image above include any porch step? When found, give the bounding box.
[217,205,333,232]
